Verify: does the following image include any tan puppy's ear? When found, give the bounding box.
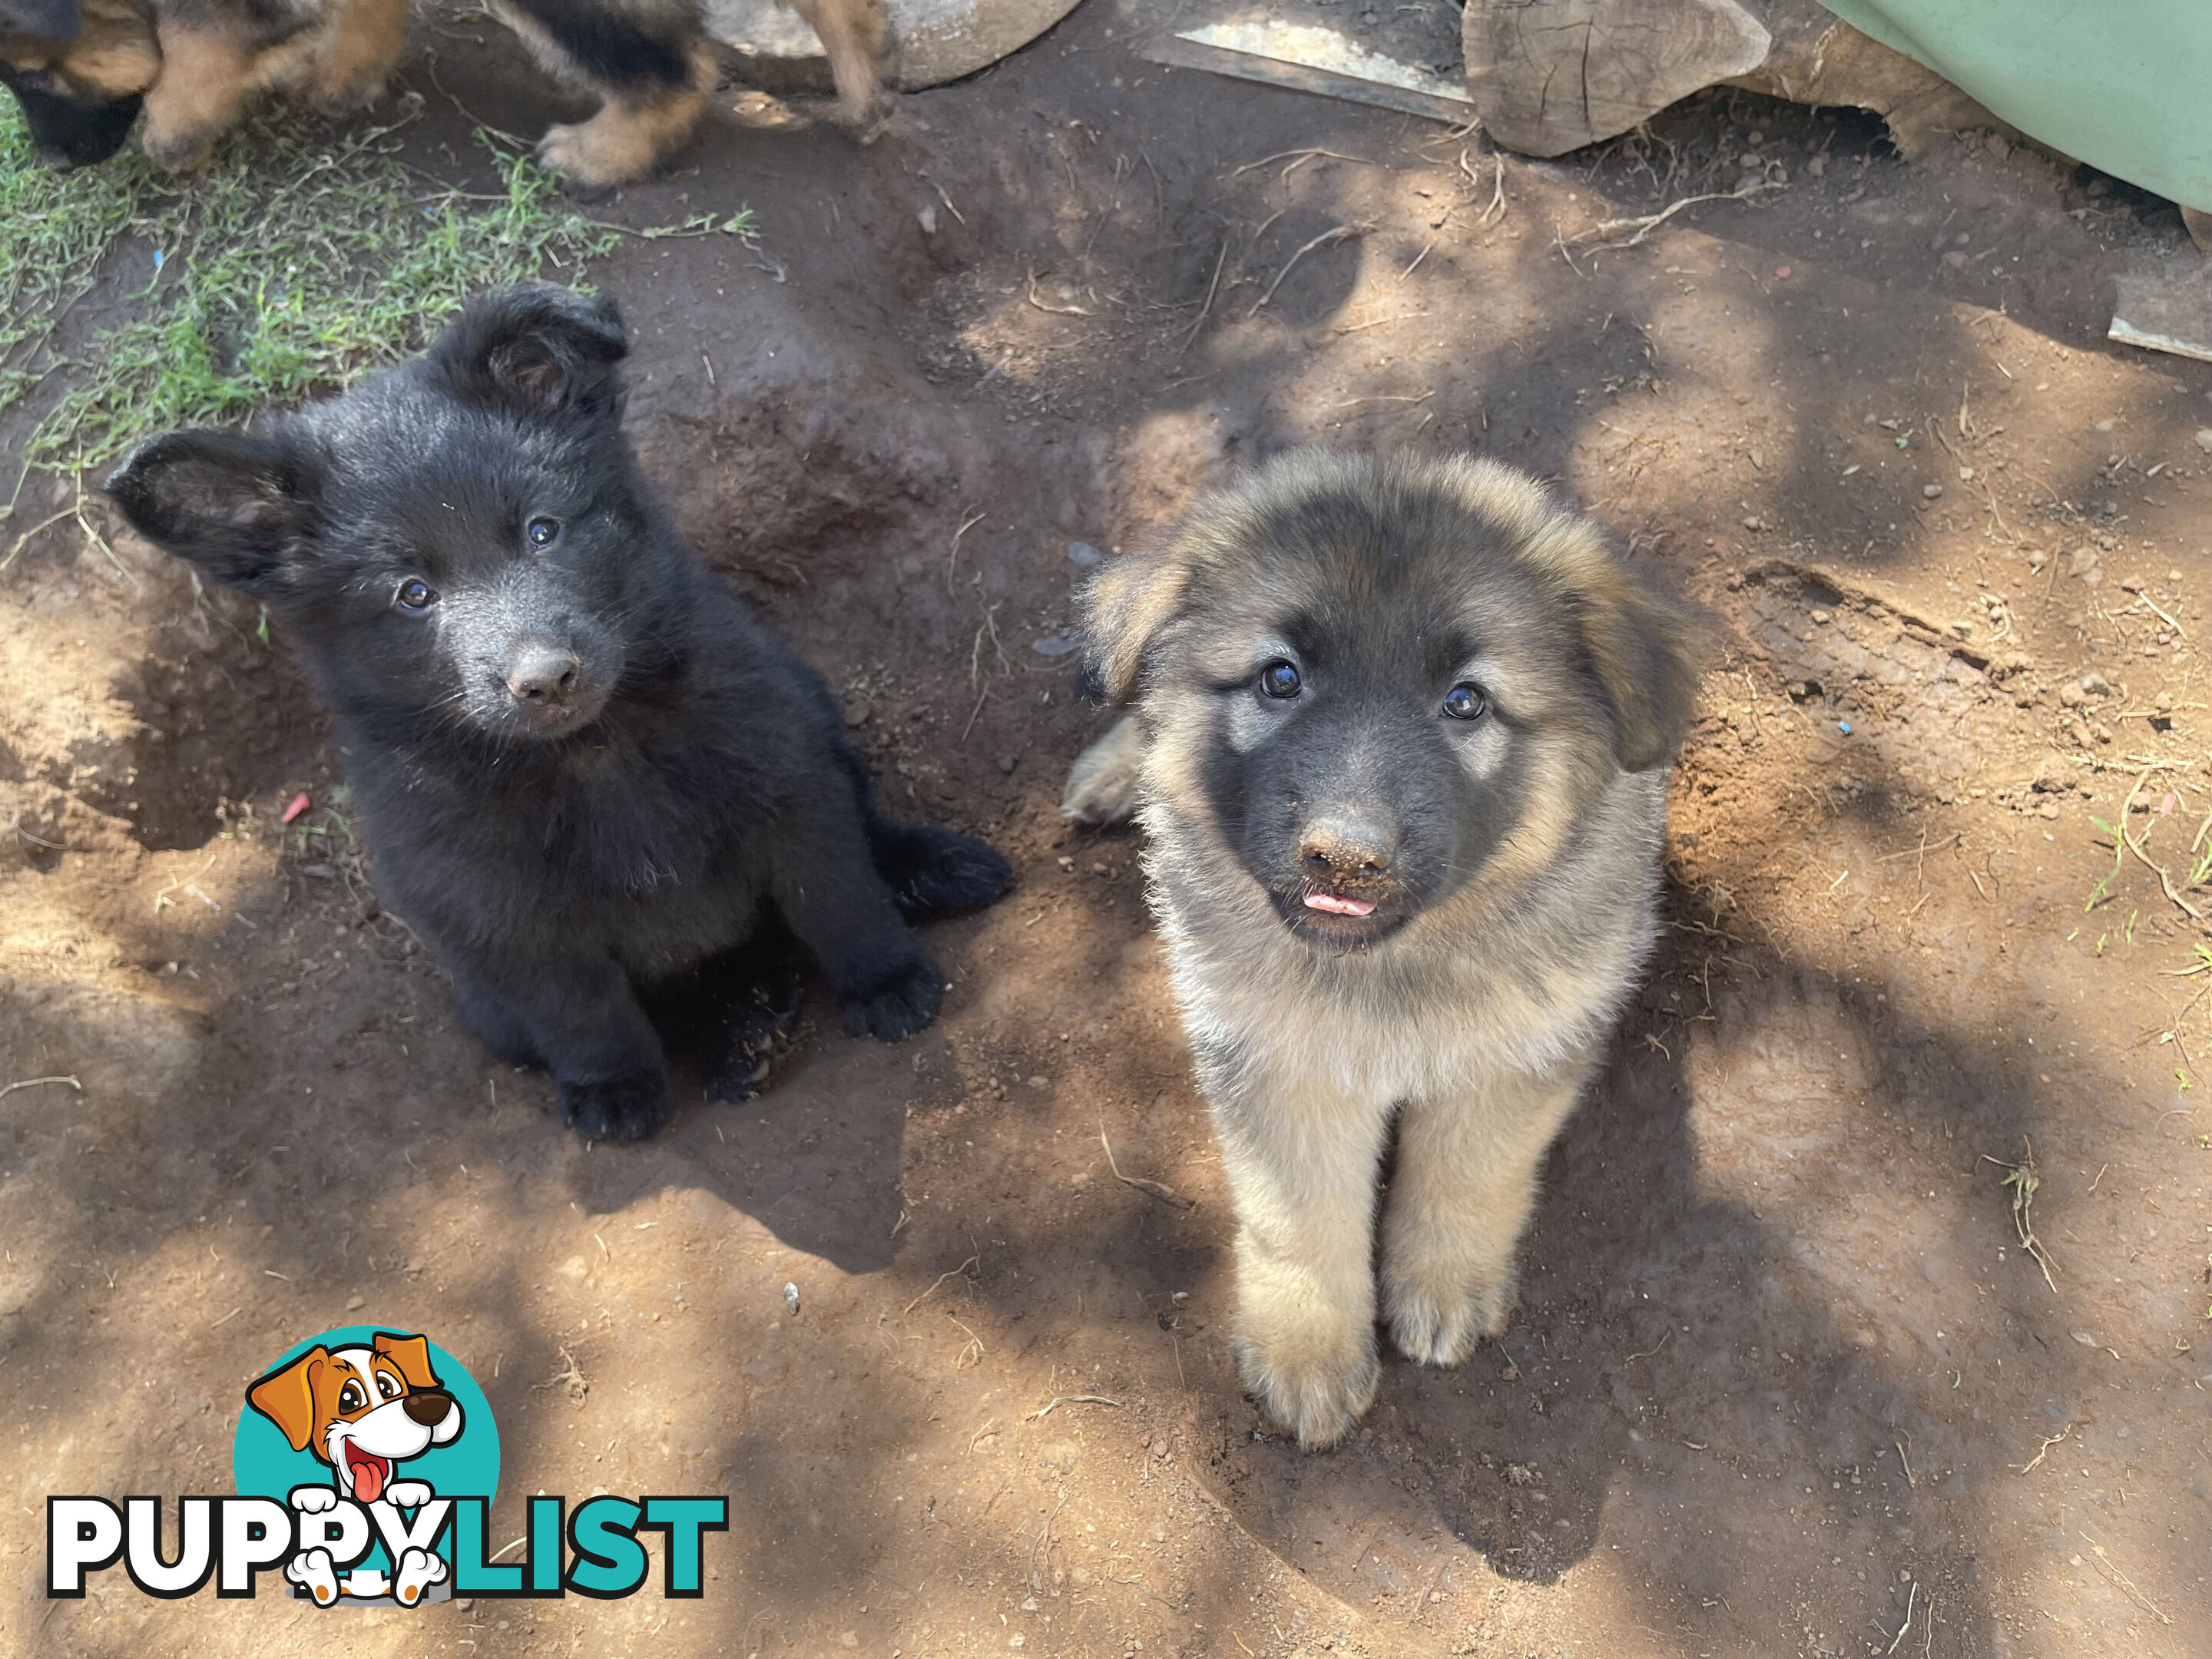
[247,1347,329,1453]
[373,1332,442,1392]
[1082,543,1193,707]
[1578,571,1710,772]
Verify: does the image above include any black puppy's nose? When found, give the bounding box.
[1299,813,1395,878]
[505,644,580,705]
[402,1389,453,1426]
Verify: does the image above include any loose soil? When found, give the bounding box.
[6,4,2212,1656]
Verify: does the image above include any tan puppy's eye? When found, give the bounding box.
[338,1380,366,1412]
[377,1372,402,1399]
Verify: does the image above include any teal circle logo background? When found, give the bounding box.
[231,1326,499,1569]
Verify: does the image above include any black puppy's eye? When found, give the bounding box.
[1259,661,1303,700]
[526,516,560,548]
[396,578,436,611]
[1442,683,1488,721]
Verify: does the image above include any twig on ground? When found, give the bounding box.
[946,508,986,588]
[1099,1122,1194,1207]
[1230,148,1374,178]
[1571,179,1783,251]
[2012,1422,2069,1474]
[0,1075,81,1098]
[1026,1393,1123,1422]
[1250,224,1368,316]
[2079,1532,2170,1624]
[904,1254,982,1316]
[1178,240,1227,357]
[1980,1140,2058,1293]
[1478,154,1507,227]
[1885,1581,1919,1654]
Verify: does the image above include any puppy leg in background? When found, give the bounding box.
[1059,714,1147,826]
[492,0,717,188]
[786,0,891,132]
[447,953,676,1141]
[1210,1061,1394,1450]
[1380,1065,1590,1366]
[139,26,259,169]
[769,786,945,1043]
[303,0,412,114]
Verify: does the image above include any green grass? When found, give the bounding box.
[0,98,752,522]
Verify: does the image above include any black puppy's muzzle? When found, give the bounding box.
[2,79,143,169]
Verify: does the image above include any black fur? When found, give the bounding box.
[0,66,139,167]
[108,284,1011,1141]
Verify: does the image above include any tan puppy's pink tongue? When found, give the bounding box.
[349,1449,386,1504]
[1304,892,1375,917]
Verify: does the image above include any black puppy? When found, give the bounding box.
[108,284,1011,1140]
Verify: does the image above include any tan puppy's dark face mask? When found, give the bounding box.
[2,0,161,167]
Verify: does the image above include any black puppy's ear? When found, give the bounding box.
[429,284,628,416]
[105,429,320,592]
[1081,541,1193,706]
[0,0,81,40]
[1578,570,1710,772]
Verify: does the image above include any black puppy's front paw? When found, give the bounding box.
[833,937,943,1042]
[558,1072,678,1141]
[876,823,1014,922]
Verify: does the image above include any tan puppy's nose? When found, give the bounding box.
[402,1389,453,1426]
[1299,812,1395,879]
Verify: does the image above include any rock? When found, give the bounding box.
[2058,683,2088,708]
[2081,673,2111,694]
[1031,634,1081,657]
[1068,541,1104,565]
[1922,482,1945,498]
[2194,429,2212,452]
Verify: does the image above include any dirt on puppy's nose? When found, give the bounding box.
[505,644,581,705]
[1298,814,1395,879]
[402,1389,453,1426]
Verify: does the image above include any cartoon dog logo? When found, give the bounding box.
[246,1331,464,1604]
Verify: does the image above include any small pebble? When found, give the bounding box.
[1922,483,1945,499]
[1068,541,1104,565]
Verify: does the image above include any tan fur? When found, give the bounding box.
[1069,451,1700,1449]
[300,0,407,113]
[531,34,716,187]
[138,25,262,168]
[786,0,888,131]
[2,0,161,97]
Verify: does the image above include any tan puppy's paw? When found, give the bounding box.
[1060,715,1146,825]
[306,67,389,116]
[1230,1268,1379,1449]
[141,124,219,172]
[1232,1329,1379,1450]
[1382,1260,1515,1366]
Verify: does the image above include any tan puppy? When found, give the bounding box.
[2,0,887,186]
[1066,452,1702,1449]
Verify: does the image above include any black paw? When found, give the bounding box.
[703,982,804,1103]
[875,823,1014,922]
[558,1072,678,1141]
[833,936,943,1042]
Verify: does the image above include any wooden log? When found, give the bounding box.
[1462,0,1772,157]
[1463,0,2005,160]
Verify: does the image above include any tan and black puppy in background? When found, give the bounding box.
[1063,452,1703,1449]
[1,0,886,186]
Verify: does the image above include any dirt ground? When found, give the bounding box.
[7,2,2212,1654]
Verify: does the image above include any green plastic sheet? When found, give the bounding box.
[1819,0,2212,211]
